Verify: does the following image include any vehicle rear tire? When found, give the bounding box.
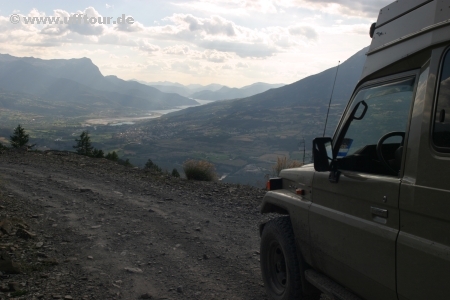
[260,217,303,300]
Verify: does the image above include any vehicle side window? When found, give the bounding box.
[433,49,450,150]
[335,77,416,176]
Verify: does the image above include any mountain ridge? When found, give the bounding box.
[0,54,197,113]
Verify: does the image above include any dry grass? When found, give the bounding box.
[183,159,218,181]
[272,156,303,176]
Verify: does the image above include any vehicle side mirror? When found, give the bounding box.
[313,137,333,172]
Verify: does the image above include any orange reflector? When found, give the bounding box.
[266,181,271,191]
[296,189,305,195]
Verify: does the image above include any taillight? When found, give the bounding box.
[266,178,282,191]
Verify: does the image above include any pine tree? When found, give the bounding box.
[123,159,133,167]
[105,151,119,161]
[172,168,180,178]
[144,159,162,172]
[10,124,30,149]
[92,148,104,158]
[73,131,93,156]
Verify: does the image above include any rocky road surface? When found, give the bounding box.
[0,151,272,300]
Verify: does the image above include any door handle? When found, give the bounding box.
[371,206,388,218]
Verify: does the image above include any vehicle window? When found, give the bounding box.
[433,49,450,150]
[336,77,415,176]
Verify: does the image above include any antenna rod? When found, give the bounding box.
[302,137,306,165]
[323,61,340,137]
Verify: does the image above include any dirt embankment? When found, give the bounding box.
[0,151,271,300]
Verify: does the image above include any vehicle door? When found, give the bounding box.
[310,71,418,300]
[397,46,450,300]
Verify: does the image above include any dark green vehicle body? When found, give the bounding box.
[260,1,450,299]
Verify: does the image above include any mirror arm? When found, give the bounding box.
[328,159,341,183]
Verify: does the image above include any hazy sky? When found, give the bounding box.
[0,0,392,87]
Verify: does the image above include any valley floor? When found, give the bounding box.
[0,151,270,300]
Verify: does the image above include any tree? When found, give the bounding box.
[10,124,31,149]
[105,151,119,161]
[172,168,180,178]
[123,159,133,167]
[144,159,162,173]
[92,148,104,158]
[73,131,93,156]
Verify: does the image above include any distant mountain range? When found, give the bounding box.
[134,80,285,100]
[189,82,286,100]
[0,54,197,116]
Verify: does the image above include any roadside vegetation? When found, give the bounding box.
[183,159,218,181]
[272,156,303,176]
[73,131,130,166]
[3,125,213,180]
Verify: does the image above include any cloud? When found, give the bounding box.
[236,62,248,68]
[38,7,106,36]
[288,25,317,39]
[176,0,391,18]
[2,7,321,60]
[114,18,145,32]
[171,61,194,73]
[148,14,305,58]
[305,0,391,15]
[166,14,236,37]
[174,0,279,15]
[201,50,230,63]
[137,39,160,53]
[282,0,392,18]
[163,44,190,55]
[199,39,278,58]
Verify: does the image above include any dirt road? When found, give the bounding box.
[0,151,270,299]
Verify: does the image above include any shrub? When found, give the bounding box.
[171,168,180,178]
[272,156,303,176]
[144,159,162,173]
[183,159,217,181]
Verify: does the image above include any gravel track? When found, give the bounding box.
[0,151,270,300]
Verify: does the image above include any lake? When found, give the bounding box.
[84,99,214,126]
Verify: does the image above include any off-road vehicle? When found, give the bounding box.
[260,1,450,299]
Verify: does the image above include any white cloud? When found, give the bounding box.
[148,14,315,58]
[137,39,160,53]
[278,0,391,18]
[165,14,236,37]
[288,25,317,39]
[114,18,144,32]
[176,0,391,18]
[171,61,194,73]
[202,49,230,63]
[163,44,190,55]
[236,62,249,68]
[0,2,375,87]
